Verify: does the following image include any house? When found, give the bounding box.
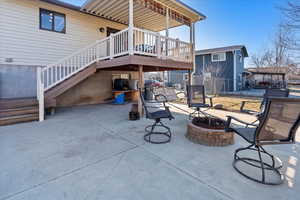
[167,45,248,91]
[0,0,205,125]
[196,45,248,92]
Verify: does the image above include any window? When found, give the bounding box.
[211,53,226,62]
[40,8,66,33]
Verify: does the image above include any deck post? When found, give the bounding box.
[128,0,134,55]
[157,33,161,58]
[165,8,170,57]
[110,34,114,59]
[138,65,144,117]
[37,67,44,122]
[190,22,196,74]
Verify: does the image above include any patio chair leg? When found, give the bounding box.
[144,119,172,144]
[233,144,284,185]
[257,146,266,183]
[260,146,283,169]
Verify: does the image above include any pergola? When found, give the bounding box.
[81,0,205,31]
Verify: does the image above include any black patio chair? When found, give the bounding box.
[226,97,300,185]
[186,85,213,119]
[139,88,174,144]
[240,88,289,123]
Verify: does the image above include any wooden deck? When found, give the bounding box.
[96,55,193,72]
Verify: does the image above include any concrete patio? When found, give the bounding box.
[0,103,299,200]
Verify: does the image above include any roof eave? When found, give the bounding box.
[174,0,206,22]
[40,0,81,11]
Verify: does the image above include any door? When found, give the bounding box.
[106,27,121,56]
[107,27,120,37]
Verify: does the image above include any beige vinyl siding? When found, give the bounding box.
[0,0,127,66]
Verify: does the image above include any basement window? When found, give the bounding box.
[40,8,66,33]
[211,53,226,62]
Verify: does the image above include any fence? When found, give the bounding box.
[203,78,233,95]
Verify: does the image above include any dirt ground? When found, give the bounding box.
[211,96,261,112]
[174,95,261,113]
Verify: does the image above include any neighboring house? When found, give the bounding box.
[195,45,248,91]
[167,45,248,91]
[0,0,205,124]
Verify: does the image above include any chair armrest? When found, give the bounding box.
[240,100,260,113]
[225,115,258,131]
[164,106,174,120]
[155,94,169,107]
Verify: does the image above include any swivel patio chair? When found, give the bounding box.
[226,97,300,185]
[139,88,174,144]
[240,88,289,124]
[186,85,213,119]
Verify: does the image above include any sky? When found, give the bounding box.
[63,0,288,67]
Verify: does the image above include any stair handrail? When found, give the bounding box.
[43,38,108,72]
[42,37,110,91]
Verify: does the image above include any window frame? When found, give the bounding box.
[39,8,66,34]
[211,52,226,62]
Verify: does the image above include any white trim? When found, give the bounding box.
[211,52,226,62]
[233,50,237,91]
[196,48,242,56]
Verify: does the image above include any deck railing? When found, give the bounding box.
[41,27,192,92]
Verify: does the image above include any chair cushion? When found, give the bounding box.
[190,103,210,108]
[148,110,173,120]
[233,128,256,143]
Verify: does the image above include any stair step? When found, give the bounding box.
[0,106,39,118]
[0,114,39,126]
[0,98,38,110]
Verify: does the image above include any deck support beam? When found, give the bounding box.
[191,22,196,74]
[165,7,170,57]
[138,65,144,117]
[128,0,134,55]
[37,67,44,122]
[165,8,170,84]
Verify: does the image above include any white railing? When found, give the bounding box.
[160,36,192,62]
[112,28,129,57]
[42,38,110,91]
[133,27,192,62]
[133,27,158,56]
[41,27,192,92]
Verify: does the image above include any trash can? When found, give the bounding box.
[144,86,154,100]
[114,93,125,104]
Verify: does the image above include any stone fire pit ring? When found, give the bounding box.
[186,118,234,146]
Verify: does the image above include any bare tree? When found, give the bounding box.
[250,50,275,68]
[250,26,294,68]
[280,0,300,51]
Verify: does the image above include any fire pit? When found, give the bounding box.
[186,117,234,146]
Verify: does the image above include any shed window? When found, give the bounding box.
[40,9,66,33]
[211,53,226,62]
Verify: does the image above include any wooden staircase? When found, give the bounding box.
[0,98,39,126]
[44,65,97,108]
